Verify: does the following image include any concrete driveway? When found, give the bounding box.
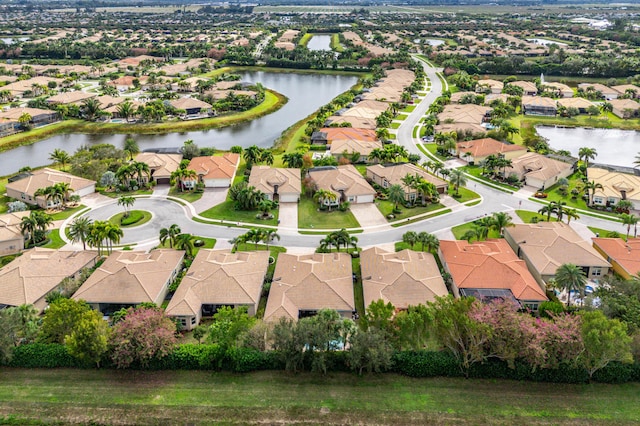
[350,203,391,231]
[191,188,229,213]
[278,202,299,234]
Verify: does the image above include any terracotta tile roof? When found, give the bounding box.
[264,253,354,322]
[166,250,270,317]
[456,138,527,159]
[439,239,547,301]
[0,107,57,121]
[611,84,640,95]
[248,166,301,196]
[361,247,448,309]
[6,168,95,199]
[73,250,184,305]
[308,165,376,199]
[188,153,240,180]
[592,238,640,277]
[505,223,611,276]
[0,249,98,311]
[135,153,183,179]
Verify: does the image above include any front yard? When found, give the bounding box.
[168,187,203,203]
[375,199,444,222]
[298,197,360,230]
[199,200,279,226]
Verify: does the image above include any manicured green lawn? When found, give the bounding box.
[1,368,638,425]
[448,185,480,203]
[49,205,87,220]
[376,199,444,222]
[451,221,501,240]
[396,113,408,120]
[390,122,401,129]
[0,176,12,214]
[108,210,152,228]
[401,105,416,113]
[100,189,153,198]
[199,200,279,226]
[43,229,66,249]
[515,209,558,223]
[420,143,449,161]
[588,226,622,239]
[298,197,360,230]
[168,187,203,203]
[461,165,518,191]
[159,236,216,257]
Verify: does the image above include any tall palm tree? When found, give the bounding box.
[261,229,280,250]
[550,201,567,221]
[244,228,264,250]
[416,180,437,205]
[578,147,598,168]
[555,263,587,307]
[132,161,151,187]
[490,212,514,236]
[54,182,72,208]
[402,231,418,249]
[116,100,135,122]
[68,216,93,250]
[20,213,39,247]
[103,223,123,254]
[418,232,439,253]
[313,189,337,211]
[159,224,181,248]
[81,98,103,122]
[564,208,580,224]
[175,233,196,258]
[621,213,638,241]
[449,168,467,197]
[260,149,274,166]
[388,184,405,211]
[49,149,71,171]
[282,152,303,169]
[243,145,262,169]
[538,204,557,222]
[584,180,603,206]
[117,195,136,218]
[123,137,139,160]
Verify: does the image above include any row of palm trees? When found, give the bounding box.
[115,161,151,189]
[230,228,280,251]
[401,231,439,253]
[461,212,516,243]
[368,144,409,163]
[67,217,123,256]
[537,201,580,224]
[319,229,358,253]
[19,211,54,248]
[34,182,74,209]
[158,224,198,257]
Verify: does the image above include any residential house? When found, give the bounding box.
[248,166,301,203]
[577,83,618,100]
[484,93,510,105]
[169,97,212,116]
[588,167,640,210]
[450,91,477,104]
[522,96,557,116]
[557,97,595,114]
[324,116,377,130]
[263,253,355,322]
[107,75,149,92]
[366,163,448,200]
[187,153,240,188]
[330,139,383,163]
[609,99,640,119]
[502,152,573,189]
[135,152,183,185]
[310,127,377,146]
[542,82,574,98]
[361,247,448,310]
[0,248,98,312]
[456,137,528,164]
[437,104,492,125]
[6,168,96,208]
[165,250,270,330]
[0,211,30,256]
[476,79,504,94]
[504,223,611,289]
[72,250,184,316]
[592,238,640,280]
[0,107,58,129]
[611,84,640,99]
[45,91,96,106]
[2,76,63,99]
[439,239,547,310]
[308,165,376,206]
[509,81,538,96]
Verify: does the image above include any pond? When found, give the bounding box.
[413,39,445,46]
[307,34,332,51]
[0,37,29,45]
[527,38,567,46]
[0,71,358,176]
[536,126,640,168]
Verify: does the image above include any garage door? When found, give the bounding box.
[156,178,170,185]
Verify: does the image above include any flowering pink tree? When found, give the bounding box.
[110,307,177,369]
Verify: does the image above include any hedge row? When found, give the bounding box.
[6,344,640,384]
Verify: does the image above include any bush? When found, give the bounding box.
[8,344,83,368]
[121,211,143,226]
[392,351,461,378]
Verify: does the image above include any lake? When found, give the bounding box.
[0,71,358,176]
[536,126,640,168]
[527,38,567,46]
[307,34,332,51]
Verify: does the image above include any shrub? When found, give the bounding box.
[392,351,461,378]
[121,211,143,226]
[8,344,82,368]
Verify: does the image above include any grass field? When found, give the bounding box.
[43,229,65,249]
[108,210,152,228]
[298,197,359,230]
[49,205,87,220]
[451,221,501,240]
[0,368,638,425]
[376,199,444,222]
[199,200,279,227]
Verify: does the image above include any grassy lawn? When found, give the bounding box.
[541,173,621,219]
[159,236,216,257]
[588,226,624,238]
[451,221,501,240]
[396,113,408,120]
[330,33,343,52]
[421,143,449,161]
[351,257,364,315]
[100,189,153,198]
[49,205,87,220]
[199,200,279,227]
[401,105,416,113]
[390,122,401,129]
[0,176,11,214]
[298,197,360,230]
[448,185,480,203]
[43,229,66,249]
[376,199,444,222]
[515,209,558,223]
[168,187,203,203]
[462,165,518,192]
[0,369,638,425]
[108,210,152,228]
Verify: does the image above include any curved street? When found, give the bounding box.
[60,58,624,251]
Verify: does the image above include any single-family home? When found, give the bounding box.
[509,81,538,96]
[165,250,270,330]
[0,248,99,312]
[107,75,149,92]
[324,116,377,130]
[609,99,640,119]
[450,91,476,104]
[0,107,58,129]
[484,93,510,106]
[187,153,240,188]
[504,223,611,289]
[1,76,63,99]
[366,163,448,200]
[456,137,528,164]
[169,97,213,116]
[308,165,376,206]
[361,247,448,310]
[0,211,30,256]
[310,127,377,146]
[476,79,504,94]
[577,83,618,100]
[72,250,184,316]
[439,239,547,310]
[263,253,355,322]
[134,152,183,185]
[330,139,383,163]
[592,238,640,280]
[611,84,640,99]
[522,96,557,116]
[45,91,96,106]
[248,166,301,203]
[588,167,640,210]
[557,97,595,114]
[6,168,96,209]
[502,152,573,189]
[438,104,492,125]
[542,82,574,98]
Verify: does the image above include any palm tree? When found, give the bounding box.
[260,149,274,166]
[402,231,418,249]
[175,233,196,258]
[159,224,181,248]
[49,149,71,171]
[230,233,248,252]
[261,229,280,250]
[584,180,603,206]
[448,169,467,197]
[550,201,567,221]
[388,184,405,211]
[313,189,337,211]
[490,212,514,236]
[538,204,557,222]
[123,137,139,160]
[621,213,638,241]
[81,98,103,121]
[416,180,437,205]
[418,232,439,253]
[20,213,39,247]
[282,152,303,169]
[103,223,123,254]
[564,208,580,224]
[68,216,93,250]
[600,101,613,114]
[132,161,150,187]
[117,195,136,218]
[555,263,587,307]
[243,145,262,169]
[18,113,32,130]
[171,168,197,192]
[245,228,264,249]
[116,100,135,122]
[578,147,598,167]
